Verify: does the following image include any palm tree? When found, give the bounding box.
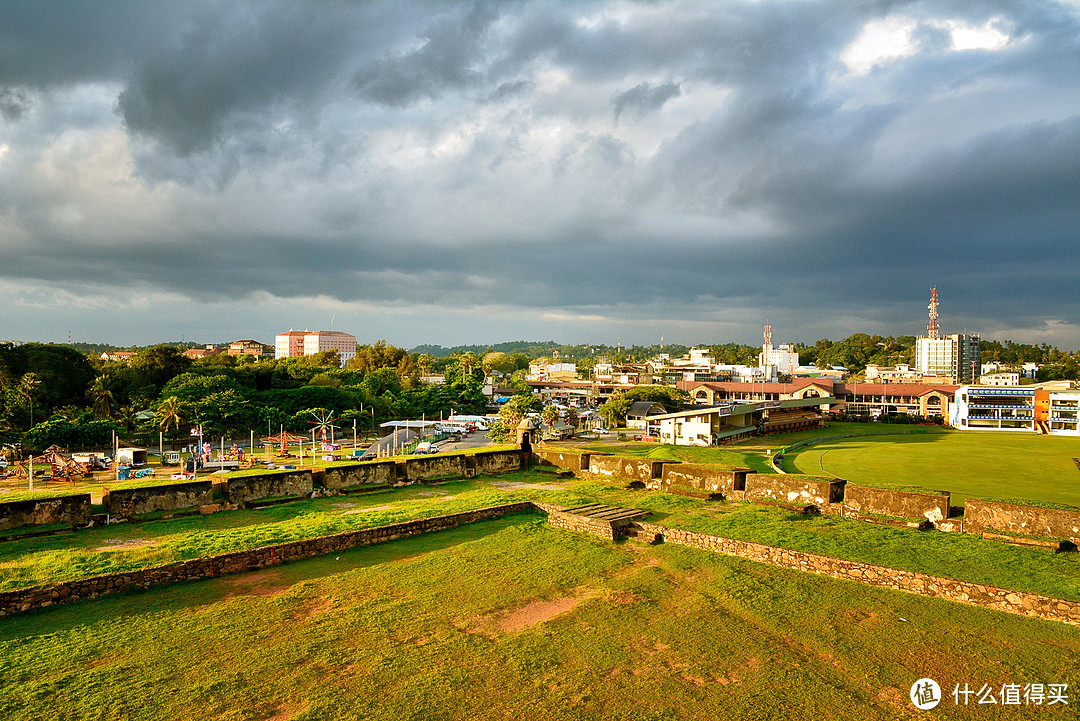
[18,373,40,428]
[158,396,186,440]
[88,375,118,418]
[116,405,137,433]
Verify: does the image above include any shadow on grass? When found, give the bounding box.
[0,513,538,641]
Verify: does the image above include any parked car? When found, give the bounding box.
[595,428,610,434]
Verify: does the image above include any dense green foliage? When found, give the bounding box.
[1,343,488,453]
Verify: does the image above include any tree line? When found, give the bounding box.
[0,342,491,454]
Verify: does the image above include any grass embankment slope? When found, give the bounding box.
[788,430,1080,507]
[2,512,1078,721]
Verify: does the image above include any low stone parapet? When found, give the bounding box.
[661,463,750,494]
[745,473,845,507]
[964,499,1080,545]
[0,492,92,532]
[213,470,314,504]
[843,485,951,526]
[103,480,213,517]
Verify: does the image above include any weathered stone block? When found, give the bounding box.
[744,473,845,507]
[843,484,950,524]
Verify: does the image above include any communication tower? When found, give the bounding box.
[927,287,940,339]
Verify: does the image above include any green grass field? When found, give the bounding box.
[3,513,1079,721]
[787,430,1080,507]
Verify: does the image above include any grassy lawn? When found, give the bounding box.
[787,431,1080,507]
[5,473,1080,604]
[2,514,1078,721]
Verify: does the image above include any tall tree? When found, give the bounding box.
[157,396,187,439]
[18,372,40,428]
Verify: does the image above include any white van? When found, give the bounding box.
[415,442,437,455]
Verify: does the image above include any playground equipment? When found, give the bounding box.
[309,408,339,443]
[260,430,307,458]
[12,445,91,483]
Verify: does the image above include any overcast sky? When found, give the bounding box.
[2,0,1079,350]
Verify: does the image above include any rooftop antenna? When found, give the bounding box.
[927,287,940,339]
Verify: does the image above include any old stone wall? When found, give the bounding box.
[0,502,533,617]
[628,520,1080,626]
[213,470,314,504]
[321,461,398,491]
[964,499,1080,544]
[404,454,468,482]
[744,473,845,507]
[532,449,594,472]
[102,481,214,516]
[468,449,523,475]
[843,484,950,524]
[661,463,750,494]
[588,455,670,485]
[0,493,92,531]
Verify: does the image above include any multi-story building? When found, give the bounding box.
[914,333,980,384]
[913,288,980,384]
[228,339,272,358]
[275,329,356,366]
[950,385,1079,435]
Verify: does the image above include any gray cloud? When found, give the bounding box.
[0,88,29,121]
[0,0,1078,348]
[612,81,681,123]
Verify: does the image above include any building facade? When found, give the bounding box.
[915,333,980,384]
[950,385,1079,435]
[275,329,356,366]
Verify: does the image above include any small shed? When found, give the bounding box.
[116,447,148,467]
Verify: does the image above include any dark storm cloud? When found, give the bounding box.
[612,81,681,123]
[351,1,504,106]
[115,3,388,155]
[1,0,1079,346]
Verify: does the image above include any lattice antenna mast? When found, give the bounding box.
[927,287,940,339]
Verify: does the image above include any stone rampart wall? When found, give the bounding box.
[532,449,594,472]
[843,484,950,524]
[404,455,468,482]
[321,461,398,491]
[0,493,92,531]
[469,449,523,475]
[0,502,532,617]
[213,471,314,504]
[964,499,1080,544]
[102,481,213,516]
[745,473,845,507]
[588,455,669,485]
[661,463,750,493]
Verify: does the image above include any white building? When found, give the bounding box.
[977,372,1020,386]
[758,325,799,381]
[275,329,356,366]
